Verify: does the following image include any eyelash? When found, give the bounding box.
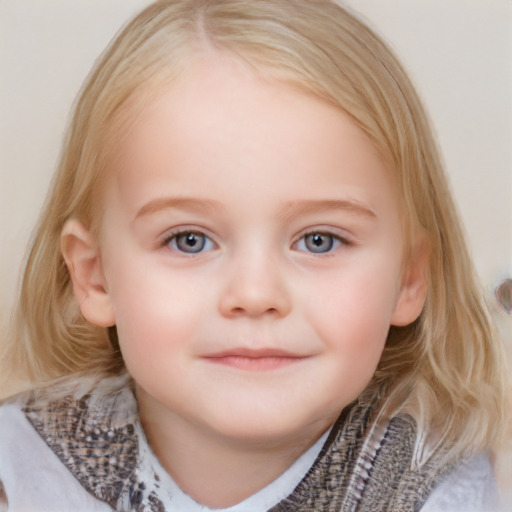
[162,229,216,255]
[293,230,351,254]
[162,227,352,256]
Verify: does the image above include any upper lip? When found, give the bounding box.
[203,347,307,359]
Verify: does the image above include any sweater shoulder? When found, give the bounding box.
[420,452,499,512]
[0,400,112,512]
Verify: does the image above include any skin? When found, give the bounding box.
[62,51,427,507]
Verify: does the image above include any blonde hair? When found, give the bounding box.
[6,0,508,458]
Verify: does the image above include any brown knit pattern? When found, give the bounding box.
[271,402,452,511]
[12,374,451,511]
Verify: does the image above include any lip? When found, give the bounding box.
[202,347,309,371]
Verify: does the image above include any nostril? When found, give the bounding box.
[230,305,279,317]
[218,269,292,318]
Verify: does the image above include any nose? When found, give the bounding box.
[218,250,292,319]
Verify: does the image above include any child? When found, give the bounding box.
[0,0,508,510]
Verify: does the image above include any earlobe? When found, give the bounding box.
[390,237,430,327]
[61,219,116,327]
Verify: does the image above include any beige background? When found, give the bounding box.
[1,0,511,506]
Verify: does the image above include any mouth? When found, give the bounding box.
[202,348,309,371]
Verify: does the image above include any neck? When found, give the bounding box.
[137,388,330,508]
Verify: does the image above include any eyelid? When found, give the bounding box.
[161,225,218,253]
[291,226,354,253]
[293,226,354,244]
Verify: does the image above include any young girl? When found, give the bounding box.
[0,1,508,510]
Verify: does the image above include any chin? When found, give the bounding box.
[203,405,326,449]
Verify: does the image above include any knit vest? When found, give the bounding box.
[15,374,450,511]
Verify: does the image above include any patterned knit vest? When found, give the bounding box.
[16,374,450,511]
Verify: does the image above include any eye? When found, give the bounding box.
[165,231,215,254]
[295,232,342,254]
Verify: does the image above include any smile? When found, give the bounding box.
[202,348,309,371]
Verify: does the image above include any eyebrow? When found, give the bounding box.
[134,196,376,221]
[134,197,223,219]
[278,199,377,221]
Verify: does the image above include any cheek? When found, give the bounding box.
[303,265,398,367]
[105,261,205,364]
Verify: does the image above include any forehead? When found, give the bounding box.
[105,52,399,223]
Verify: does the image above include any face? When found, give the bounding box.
[78,53,423,447]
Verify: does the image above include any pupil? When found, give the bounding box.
[312,234,324,246]
[186,234,197,246]
[176,232,205,253]
[306,233,333,253]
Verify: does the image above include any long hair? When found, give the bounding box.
[6,0,508,458]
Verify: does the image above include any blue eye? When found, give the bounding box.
[166,231,215,254]
[296,232,341,254]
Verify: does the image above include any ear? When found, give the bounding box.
[61,219,116,327]
[390,236,429,327]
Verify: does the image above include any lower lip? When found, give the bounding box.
[204,355,305,371]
